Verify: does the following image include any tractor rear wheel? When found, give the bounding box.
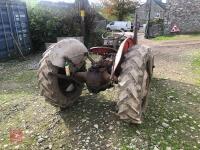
[117,45,153,124]
[38,52,85,109]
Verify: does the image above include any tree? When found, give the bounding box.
[101,0,139,21]
[27,5,81,51]
[26,0,97,51]
[21,0,39,9]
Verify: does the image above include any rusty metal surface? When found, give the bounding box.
[74,69,112,93]
[73,55,117,93]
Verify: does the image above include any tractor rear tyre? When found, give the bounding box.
[118,45,153,124]
[38,52,85,109]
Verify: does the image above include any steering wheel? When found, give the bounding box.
[102,30,125,40]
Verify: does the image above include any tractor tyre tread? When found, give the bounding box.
[38,51,84,108]
[118,45,152,124]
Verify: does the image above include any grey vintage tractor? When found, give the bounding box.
[38,28,154,124]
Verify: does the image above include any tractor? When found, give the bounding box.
[38,21,154,124]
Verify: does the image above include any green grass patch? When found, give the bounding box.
[153,33,200,41]
[14,70,37,83]
[119,78,200,149]
[0,91,35,103]
[192,53,200,67]
[0,70,36,83]
[192,52,200,85]
[153,35,176,41]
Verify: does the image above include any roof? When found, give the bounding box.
[39,1,74,9]
[153,0,166,10]
[137,0,166,11]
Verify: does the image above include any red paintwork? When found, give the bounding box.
[89,47,117,55]
[122,38,136,54]
[111,37,137,79]
[89,38,136,56]
[89,37,137,80]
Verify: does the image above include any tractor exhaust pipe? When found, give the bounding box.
[133,13,138,44]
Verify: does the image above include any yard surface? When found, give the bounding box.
[0,37,200,150]
[153,34,200,41]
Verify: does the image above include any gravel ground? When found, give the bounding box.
[0,39,200,150]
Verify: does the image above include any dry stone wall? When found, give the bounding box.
[164,0,200,34]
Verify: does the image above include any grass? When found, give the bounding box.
[153,33,200,41]
[0,53,200,149]
[120,79,200,149]
[192,51,200,85]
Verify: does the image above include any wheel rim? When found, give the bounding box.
[57,68,80,97]
[141,70,150,112]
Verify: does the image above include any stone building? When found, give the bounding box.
[39,1,74,9]
[164,0,200,34]
[137,0,166,24]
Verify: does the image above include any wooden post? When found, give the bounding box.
[134,13,138,44]
[80,9,85,44]
[145,0,152,39]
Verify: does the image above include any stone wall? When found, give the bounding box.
[150,0,165,20]
[148,23,164,37]
[164,0,200,34]
[137,4,147,24]
[137,0,166,24]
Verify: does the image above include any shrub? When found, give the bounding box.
[28,4,97,51]
[28,6,81,51]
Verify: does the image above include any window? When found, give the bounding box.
[155,12,160,18]
[110,22,114,25]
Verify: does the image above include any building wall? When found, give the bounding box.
[39,1,74,9]
[150,0,165,20]
[164,0,200,34]
[137,4,147,24]
[137,0,165,24]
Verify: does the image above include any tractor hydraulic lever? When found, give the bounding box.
[133,14,138,43]
[85,53,96,64]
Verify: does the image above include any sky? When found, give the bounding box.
[46,0,167,4]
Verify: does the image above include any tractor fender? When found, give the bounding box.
[111,38,135,78]
[44,39,88,68]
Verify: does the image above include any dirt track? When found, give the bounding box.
[0,38,200,150]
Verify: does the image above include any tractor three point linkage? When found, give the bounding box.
[38,19,154,124]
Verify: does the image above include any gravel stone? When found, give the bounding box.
[109,126,113,130]
[81,119,87,123]
[38,137,45,143]
[162,122,169,128]
[48,144,52,149]
[0,66,4,70]
[94,124,99,129]
[168,96,174,99]
[106,143,112,148]
[153,146,159,150]
[166,147,171,150]
[174,130,178,134]
[14,145,20,149]
[136,130,141,135]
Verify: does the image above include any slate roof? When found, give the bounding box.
[39,1,74,9]
[154,0,166,10]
